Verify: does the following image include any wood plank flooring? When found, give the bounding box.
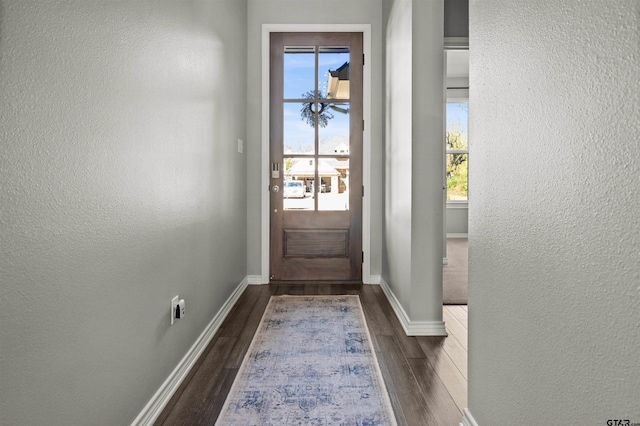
[155,284,467,426]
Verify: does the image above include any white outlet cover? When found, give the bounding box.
[171,295,179,325]
[237,139,243,154]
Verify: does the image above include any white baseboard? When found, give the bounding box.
[367,274,381,285]
[446,233,468,238]
[379,278,448,336]
[131,276,249,426]
[460,408,478,426]
[247,275,264,285]
[444,37,469,49]
[247,275,379,286]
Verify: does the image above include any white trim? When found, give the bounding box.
[446,233,468,238]
[260,29,271,284]
[247,275,264,285]
[444,37,469,50]
[379,278,448,337]
[446,79,469,91]
[447,201,468,209]
[131,277,249,426]
[261,24,372,285]
[368,274,381,285]
[460,408,479,426]
[447,88,469,99]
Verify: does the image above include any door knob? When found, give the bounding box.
[272,185,280,193]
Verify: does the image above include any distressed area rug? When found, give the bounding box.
[215,295,397,426]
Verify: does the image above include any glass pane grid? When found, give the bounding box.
[446,100,469,201]
[282,44,352,211]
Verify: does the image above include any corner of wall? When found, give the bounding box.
[248,275,265,285]
[379,278,448,336]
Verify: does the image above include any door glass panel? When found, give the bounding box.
[284,46,315,99]
[283,103,315,155]
[318,158,349,211]
[319,103,349,155]
[282,46,352,212]
[319,47,350,100]
[284,157,315,211]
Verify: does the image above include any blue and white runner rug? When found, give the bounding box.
[216,295,397,425]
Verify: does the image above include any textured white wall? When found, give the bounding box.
[246,0,384,278]
[446,207,468,235]
[383,0,413,308]
[409,0,444,321]
[468,0,640,423]
[382,0,444,322]
[0,1,247,424]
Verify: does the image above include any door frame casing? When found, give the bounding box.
[260,24,372,284]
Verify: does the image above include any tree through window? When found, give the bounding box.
[446,101,468,201]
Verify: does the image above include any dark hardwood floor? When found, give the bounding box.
[155,284,468,426]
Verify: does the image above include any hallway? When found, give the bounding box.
[156,284,467,426]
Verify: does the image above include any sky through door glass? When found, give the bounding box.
[283,47,314,99]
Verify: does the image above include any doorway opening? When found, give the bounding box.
[443,47,469,306]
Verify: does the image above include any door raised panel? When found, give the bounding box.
[284,229,350,258]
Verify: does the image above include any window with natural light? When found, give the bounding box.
[446,101,468,201]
